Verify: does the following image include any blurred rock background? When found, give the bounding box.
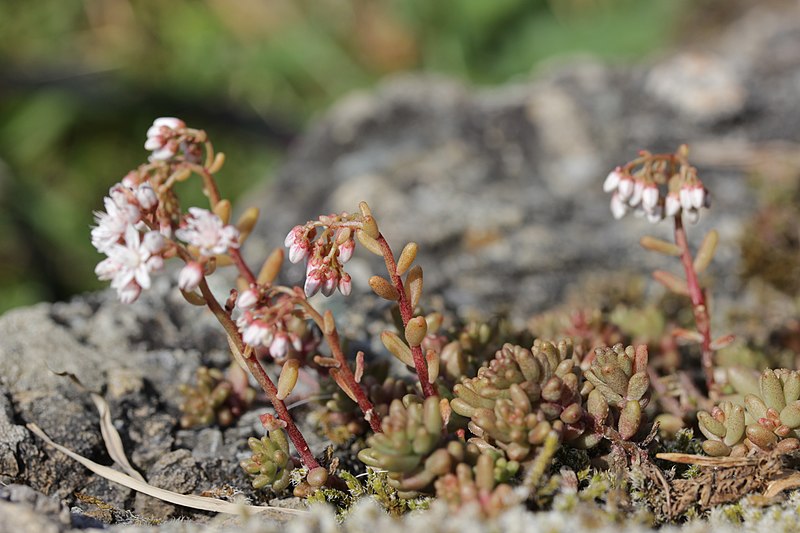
[0,0,745,313]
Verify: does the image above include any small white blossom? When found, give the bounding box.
[617,177,634,201]
[236,289,259,310]
[95,226,163,302]
[642,184,659,211]
[610,193,629,220]
[665,192,681,217]
[603,169,622,193]
[175,207,239,256]
[142,231,166,254]
[91,192,142,253]
[238,314,273,347]
[269,332,290,359]
[690,185,706,209]
[679,186,693,211]
[178,262,204,292]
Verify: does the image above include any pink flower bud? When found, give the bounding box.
[322,270,339,297]
[617,177,634,201]
[236,289,258,310]
[289,241,310,264]
[603,169,622,193]
[690,185,705,210]
[338,273,352,296]
[610,193,628,220]
[304,269,323,297]
[628,179,644,207]
[337,239,355,263]
[135,184,158,210]
[178,262,204,292]
[153,117,185,130]
[269,332,290,359]
[142,231,166,254]
[242,320,271,347]
[284,225,303,247]
[679,186,693,211]
[665,192,681,217]
[642,184,659,210]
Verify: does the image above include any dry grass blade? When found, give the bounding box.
[656,452,760,467]
[27,423,305,518]
[764,472,800,498]
[49,369,144,482]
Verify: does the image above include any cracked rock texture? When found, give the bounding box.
[1,3,799,532]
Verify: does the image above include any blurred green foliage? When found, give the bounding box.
[0,0,686,312]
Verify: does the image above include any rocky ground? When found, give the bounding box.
[2,3,800,532]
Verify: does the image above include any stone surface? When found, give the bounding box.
[0,3,799,532]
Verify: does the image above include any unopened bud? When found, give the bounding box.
[236,289,259,310]
[178,262,204,292]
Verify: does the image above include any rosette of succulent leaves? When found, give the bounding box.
[699,368,800,456]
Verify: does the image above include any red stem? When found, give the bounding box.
[297,298,383,432]
[197,279,319,469]
[376,234,436,398]
[673,215,715,396]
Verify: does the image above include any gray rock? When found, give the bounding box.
[133,449,210,520]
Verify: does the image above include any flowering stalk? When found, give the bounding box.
[197,279,321,470]
[673,214,715,396]
[603,145,726,398]
[376,234,436,398]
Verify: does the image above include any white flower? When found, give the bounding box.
[142,231,166,254]
[642,184,659,211]
[236,289,259,310]
[690,185,706,209]
[284,225,310,264]
[95,226,163,302]
[269,332,290,359]
[178,262,204,292]
[617,177,634,201]
[603,169,622,193]
[610,193,629,220]
[679,186,693,211]
[175,207,239,256]
[238,314,273,347]
[91,192,142,253]
[665,192,681,217]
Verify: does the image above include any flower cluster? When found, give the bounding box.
[603,147,709,224]
[92,179,166,303]
[284,218,356,298]
[144,117,185,161]
[235,291,319,360]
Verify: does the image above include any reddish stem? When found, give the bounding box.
[297,298,383,432]
[376,234,436,398]
[229,248,258,286]
[673,215,715,396]
[197,279,320,469]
